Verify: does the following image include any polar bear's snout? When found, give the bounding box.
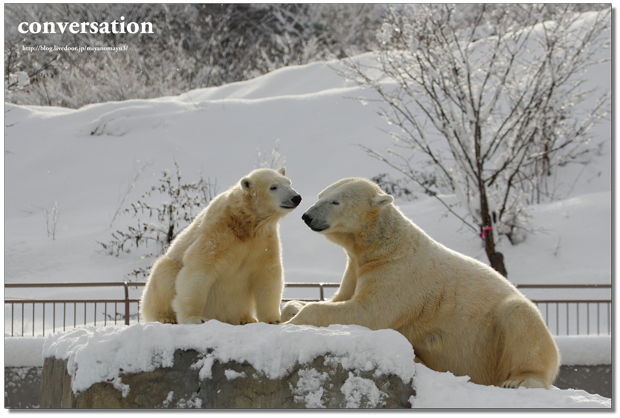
[302,212,313,226]
[281,193,302,209]
[301,208,329,232]
[291,194,302,207]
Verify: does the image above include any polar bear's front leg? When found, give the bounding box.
[284,300,366,328]
[253,267,284,324]
[330,261,358,302]
[172,265,216,325]
[284,284,400,331]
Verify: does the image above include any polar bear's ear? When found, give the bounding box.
[241,177,252,191]
[373,194,394,208]
[278,167,286,176]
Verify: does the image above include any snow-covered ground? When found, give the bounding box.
[3,10,612,409]
[7,322,611,409]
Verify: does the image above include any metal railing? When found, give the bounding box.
[282,282,340,302]
[515,284,612,336]
[5,282,145,336]
[4,282,611,337]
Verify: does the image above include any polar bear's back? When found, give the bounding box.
[391,206,517,297]
[165,188,235,263]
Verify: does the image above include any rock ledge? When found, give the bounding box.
[41,349,414,408]
[39,322,416,409]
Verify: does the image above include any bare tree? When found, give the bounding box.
[347,5,610,276]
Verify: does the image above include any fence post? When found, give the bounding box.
[124,282,130,326]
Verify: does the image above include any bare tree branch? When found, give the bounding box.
[350,4,610,274]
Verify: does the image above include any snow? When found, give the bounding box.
[41,321,414,394]
[412,363,609,409]
[35,322,610,408]
[224,369,246,380]
[3,57,611,290]
[291,368,329,408]
[555,336,612,367]
[3,9,612,409]
[340,372,387,408]
[4,337,47,367]
[7,333,612,370]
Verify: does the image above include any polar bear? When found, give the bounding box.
[283,177,560,389]
[140,167,301,325]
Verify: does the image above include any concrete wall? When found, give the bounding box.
[5,367,42,409]
[5,364,611,409]
[554,365,612,399]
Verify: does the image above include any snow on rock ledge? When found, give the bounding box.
[40,321,415,409]
[38,321,611,409]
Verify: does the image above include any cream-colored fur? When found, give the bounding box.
[140,167,301,325]
[284,177,560,389]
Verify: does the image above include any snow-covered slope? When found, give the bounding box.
[4,55,611,296]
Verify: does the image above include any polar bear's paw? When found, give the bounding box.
[159,316,178,324]
[501,375,546,389]
[178,316,208,325]
[238,316,259,326]
[280,300,306,322]
[260,315,281,325]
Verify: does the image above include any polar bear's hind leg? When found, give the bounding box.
[140,255,181,323]
[501,375,546,389]
[496,296,560,389]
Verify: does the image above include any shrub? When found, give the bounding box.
[98,161,217,278]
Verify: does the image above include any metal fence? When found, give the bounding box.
[5,282,143,336]
[515,284,612,336]
[4,282,611,337]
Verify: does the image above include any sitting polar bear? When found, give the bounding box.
[140,167,301,325]
[283,177,560,389]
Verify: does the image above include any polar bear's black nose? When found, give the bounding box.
[292,195,302,207]
[302,213,312,226]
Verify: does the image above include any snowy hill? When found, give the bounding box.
[4,55,611,297]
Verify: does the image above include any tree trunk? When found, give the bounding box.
[479,190,508,277]
[167,204,175,245]
[489,251,507,277]
[475,123,508,277]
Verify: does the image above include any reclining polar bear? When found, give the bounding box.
[283,177,560,389]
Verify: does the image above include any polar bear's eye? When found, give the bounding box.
[270,186,278,191]
[332,201,340,205]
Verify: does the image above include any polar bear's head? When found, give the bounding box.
[301,177,393,234]
[240,167,302,215]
